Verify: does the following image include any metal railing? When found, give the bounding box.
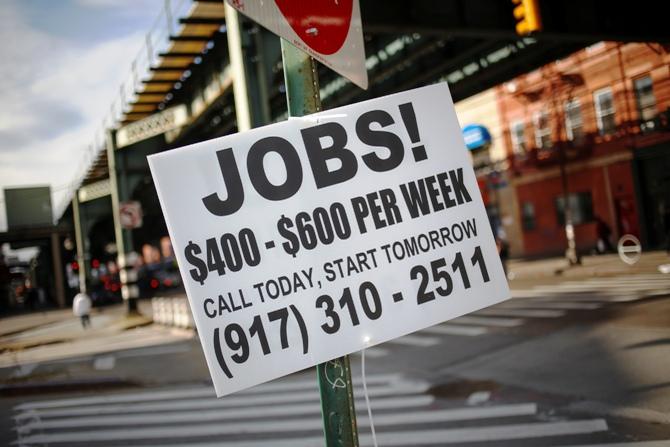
[58,0,193,220]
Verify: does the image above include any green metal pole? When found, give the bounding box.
[106,130,139,314]
[280,38,360,447]
[72,194,88,294]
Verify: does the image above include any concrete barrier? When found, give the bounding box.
[151,297,194,329]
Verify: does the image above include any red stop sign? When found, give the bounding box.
[274,0,353,55]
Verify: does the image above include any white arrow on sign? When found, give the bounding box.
[225,0,368,89]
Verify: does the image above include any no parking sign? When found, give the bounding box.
[225,0,368,89]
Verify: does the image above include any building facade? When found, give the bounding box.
[455,89,524,257]
[496,42,670,256]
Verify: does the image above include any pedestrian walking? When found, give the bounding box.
[595,216,613,253]
[72,292,92,329]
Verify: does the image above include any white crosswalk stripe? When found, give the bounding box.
[106,436,670,447]
[502,300,602,310]
[512,274,670,305]
[476,307,567,318]
[347,274,670,358]
[565,442,670,447]
[452,315,524,327]
[421,324,489,337]
[351,346,390,358]
[13,373,400,411]
[387,334,442,347]
[8,376,392,413]
[15,403,538,433]
[13,381,431,420]
[12,373,639,446]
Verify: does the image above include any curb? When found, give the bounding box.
[152,297,194,329]
[1,377,137,397]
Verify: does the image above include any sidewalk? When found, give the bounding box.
[0,250,667,389]
[0,302,194,370]
[507,250,670,284]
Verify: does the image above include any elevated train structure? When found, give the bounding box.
[15,0,667,309]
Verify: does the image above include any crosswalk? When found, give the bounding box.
[13,372,665,446]
[369,273,670,354]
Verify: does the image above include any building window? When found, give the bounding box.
[594,87,616,136]
[521,202,536,231]
[533,110,552,150]
[564,99,584,144]
[510,121,526,155]
[634,75,656,132]
[555,192,594,226]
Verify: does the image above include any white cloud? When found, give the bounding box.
[0,2,147,231]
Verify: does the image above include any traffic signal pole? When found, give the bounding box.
[281,39,360,447]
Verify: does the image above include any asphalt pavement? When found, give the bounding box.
[2,251,670,445]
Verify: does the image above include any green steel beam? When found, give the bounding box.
[280,38,360,447]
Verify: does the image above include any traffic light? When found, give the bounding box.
[512,0,542,35]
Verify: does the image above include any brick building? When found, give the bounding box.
[495,42,670,257]
[455,89,524,257]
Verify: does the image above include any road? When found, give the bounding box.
[2,271,670,446]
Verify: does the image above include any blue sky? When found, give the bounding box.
[0,0,164,231]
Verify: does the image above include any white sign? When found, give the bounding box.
[148,83,510,397]
[225,0,368,89]
[78,179,111,203]
[618,234,641,265]
[119,201,143,230]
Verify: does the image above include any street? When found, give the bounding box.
[2,257,670,446]
[2,1,670,445]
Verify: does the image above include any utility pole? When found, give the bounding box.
[546,68,582,265]
[281,39,360,447]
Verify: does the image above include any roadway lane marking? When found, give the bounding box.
[583,277,670,282]
[14,382,431,419]
[534,282,670,292]
[92,355,115,370]
[529,294,640,302]
[514,290,657,303]
[14,417,606,445]
[503,301,602,310]
[386,334,441,347]
[643,289,670,297]
[476,308,566,318]
[114,343,192,358]
[421,324,488,336]
[452,315,524,327]
[351,347,389,358]
[565,442,670,447]
[14,404,540,443]
[367,419,609,445]
[105,433,667,447]
[16,395,436,431]
[14,374,402,411]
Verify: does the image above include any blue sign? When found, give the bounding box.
[462,124,491,150]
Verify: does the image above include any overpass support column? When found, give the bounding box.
[72,194,88,294]
[50,232,66,308]
[106,130,139,314]
[224,3,270,130]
